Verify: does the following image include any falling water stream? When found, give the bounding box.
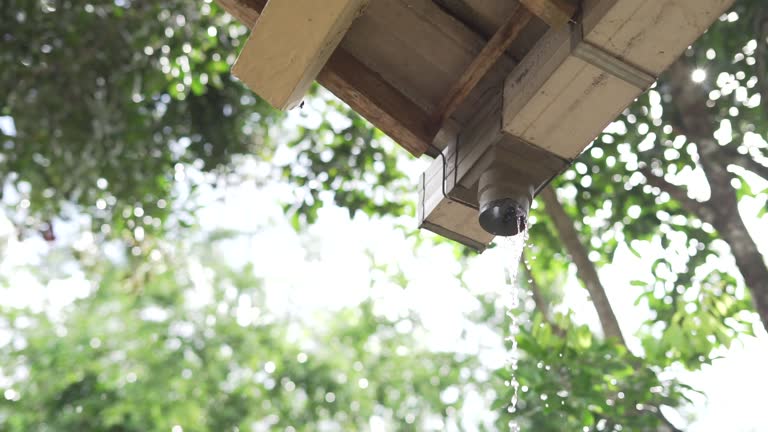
[502,226,529,432]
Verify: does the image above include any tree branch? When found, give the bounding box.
[665,51,768,341]
[541,187,683,431]
[754,5,768,114]
[638,167,717,225]
[720,146,768,182]
[540,187,626,345]
[664,60,717,140]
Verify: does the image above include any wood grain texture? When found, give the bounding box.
[216,0,433,156]
[343,0,490,113]
[503,0,734,159]
[418,92,567,251]
[429,5,533,133]
[503,26,642,158]
[419,160,494,250]
[519,0,577,28]
[582,0,734,74]
[319,51,433,156]
[215,0,265,25]
[232,0,368,110]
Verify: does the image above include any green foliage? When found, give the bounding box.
[1,0,278,237]
[1,239,701,432]
[0,239,468,431]
[500,313,692,432]
[465,290,692,432]
[280,95,412,227]
[0,0,411,241]
[549,0,768,368]
[635,268,755,369]
[525,209,570,304]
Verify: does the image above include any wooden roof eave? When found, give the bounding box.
[217,0,545,158]
[217,0,436,157]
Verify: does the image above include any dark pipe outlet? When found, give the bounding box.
[478,198,529,237]
[477,164,534,238]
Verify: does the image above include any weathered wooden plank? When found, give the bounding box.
[508,57,641,158]
[502,0,735,159]
[419,184,493,251]
[519,0,577,28]
[216,0,433,156]
[582,0,733,73]
[319,51,433,156]
[433,0,515,37]
[429,5,533,133]
[503,25,643,158]
[343,0,493,114]
[420,0,732,248]
[433,0,549,61]
[232,0,369,110]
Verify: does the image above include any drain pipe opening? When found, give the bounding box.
[477,165,534,237]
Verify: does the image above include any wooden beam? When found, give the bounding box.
[429,5,532,134]
[581,0,735,72]
[503,26,643,159]
[216,0,264,24]
[319,51,433,156]
[217,0,433,156]
[519,0,577,28]
[343,0,497,117]
[502,0,734,159]
[232,0,369,110]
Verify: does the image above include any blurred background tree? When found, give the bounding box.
[0,235,473,431]
[1,0,767,431]
[543,0,768,368]
[0,226,692,431]
[0,0,410,241]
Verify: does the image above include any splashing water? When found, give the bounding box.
[502,227,529,432]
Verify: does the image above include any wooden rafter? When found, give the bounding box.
[519,0,577,29]
[428,4,533,135]
[319,50,433,157]
[217,0,433,156]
